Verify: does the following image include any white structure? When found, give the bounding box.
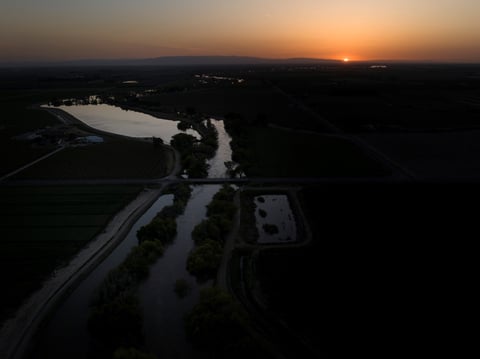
[76,135,104,144]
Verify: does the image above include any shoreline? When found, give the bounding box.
[37,105,178,178]
[0,186,166,359]
[1,104,181,359]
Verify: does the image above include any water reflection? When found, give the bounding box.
[33,195,173,359]
[139,185,220,358]
[255,195,297,244]
[207,119,233,178]
[50,104,200,144]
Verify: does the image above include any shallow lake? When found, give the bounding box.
[49,104,200,143]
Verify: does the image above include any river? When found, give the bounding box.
[31,104,234,358]
[33,195,174,358]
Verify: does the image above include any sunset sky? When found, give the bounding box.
[1,0,480,63]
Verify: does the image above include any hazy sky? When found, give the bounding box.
[1,0,480,62]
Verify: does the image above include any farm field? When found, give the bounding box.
[237,127,389,177]
[0,185,141,322]
[13,137,173,180]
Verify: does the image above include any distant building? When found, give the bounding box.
[76,135,104,144]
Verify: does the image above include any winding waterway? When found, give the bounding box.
[33,195,174,358]
[139,185,220,358]
[31,105,234,358]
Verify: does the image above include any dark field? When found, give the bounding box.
[0,185,141,322]
[1,63,479,357]
[239,127,388,177]
[257,183,476,358]
[13,138,172,180]
[0,105,58,176]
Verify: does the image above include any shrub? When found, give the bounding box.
[263,224,279,235]
[186,240,223,280]
[174,279,191,298]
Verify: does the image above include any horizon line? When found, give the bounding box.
[1,55,479,68]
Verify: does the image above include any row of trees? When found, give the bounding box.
[185,287,258,358]
[88,184,192,358]
[187,185,236,280]
[171,119,219,178]
[136,184,192,244]
[223,113,252,176]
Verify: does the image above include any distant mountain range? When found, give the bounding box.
[0,56,341,67]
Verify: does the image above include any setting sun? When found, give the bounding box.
[343,58,350,62]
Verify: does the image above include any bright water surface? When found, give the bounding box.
[255,195,297,244]
[33,105,235,358]
[52,104,200,143]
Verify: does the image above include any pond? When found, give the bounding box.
[254,195,297,244]
[47,104,200,144]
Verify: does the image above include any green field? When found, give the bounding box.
[0,185,141,323]
[13,138,173,180]
[239,127,389,177]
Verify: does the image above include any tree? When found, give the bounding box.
[263,223,279,235]
[152,137,164,149]
[113,347,157,359]
[170,133,196,154]
[186,240,223,279]
[185,288,258,357]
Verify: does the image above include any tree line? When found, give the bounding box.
[187,185,236,280]
[87,184,192,358]
[171,119,218,178]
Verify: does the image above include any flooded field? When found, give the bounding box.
[254,195,297,244]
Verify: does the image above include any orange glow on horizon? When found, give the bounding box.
[1,1,480,63]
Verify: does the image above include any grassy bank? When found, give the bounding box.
[0,185,141,323]
[88,184,192,358]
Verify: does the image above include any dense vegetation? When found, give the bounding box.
[88,184,192,358]
[136,183,191,243]
[262,223,279,235]
[0,185,141,324]
[170,119,218,178]
[113,347,157,359]
[238,191,260,243]
[185,287,265,359]
[187,185,236,280]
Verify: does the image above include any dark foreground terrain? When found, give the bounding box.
[258,183,476,358]
[0,62,478,358]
